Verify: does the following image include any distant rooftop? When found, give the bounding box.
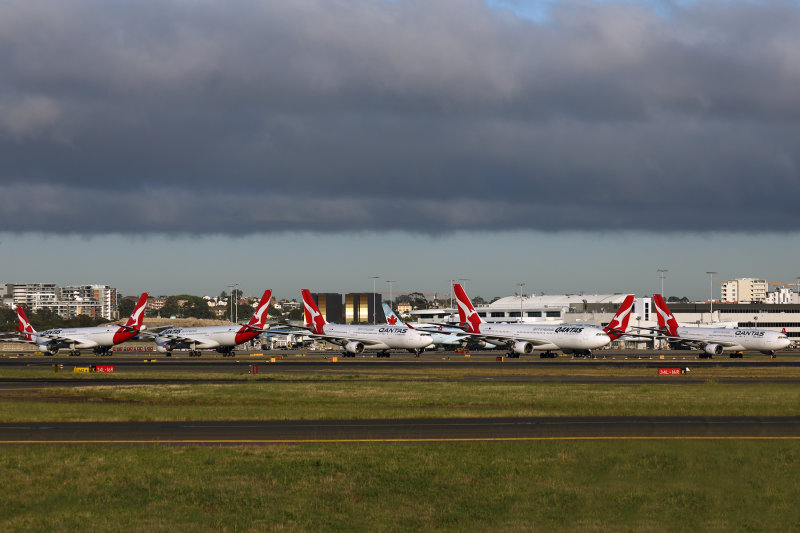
[490,293,630,308]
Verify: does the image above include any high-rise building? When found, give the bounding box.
[2,283,119,320]
[344,293,384,324]
[311,293,343,323]
[720,278,768,304]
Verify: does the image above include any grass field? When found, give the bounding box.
[2,441,799,532]
[1,380,800,421]
[1,364,799,421]
[1,362,799,531]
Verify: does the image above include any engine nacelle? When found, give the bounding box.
[39,342,59,355]
[156,342,176,353]
[344,341,364,354]
[512,341,533,354]
[704,344,723,356]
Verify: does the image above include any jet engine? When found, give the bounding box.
[39,342,59,355]
[703,344,723,356]
[156,342,177,353]
[344,341,365,354]
[512,341,533,354]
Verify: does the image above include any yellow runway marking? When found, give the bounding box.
[2,436,800,444]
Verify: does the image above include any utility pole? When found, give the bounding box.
[657,268,668,296]
[386,280,396,313]
[227,284,235,323]
[706,271,717,321]
[370,276,379,324]
[517,282,526,323]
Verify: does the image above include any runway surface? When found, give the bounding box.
[1,417,798,444]
[2,375,800,388]
[3,355,800,372]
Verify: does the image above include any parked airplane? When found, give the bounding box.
[9,293,149,356]
[381,302,463,350]
[651,294,790,358]
[453,284,633,358]
[151,289,273,356]
[301,289,432,357]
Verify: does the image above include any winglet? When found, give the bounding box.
[604,295,634,340]
[15,306,35,341]
[246,289,273,329]
[453,283,484,333]
[301,289,327,335]
[652,294,680,337]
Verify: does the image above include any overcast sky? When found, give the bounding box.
[1,0,799,301]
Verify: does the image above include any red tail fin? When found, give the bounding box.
[604,294,634,340]
[301,289,327,335]
[246,290,272,328]
[121,293,149,331]
[15,306,35,341]
[453,283,483,333]
[652,294,679,337]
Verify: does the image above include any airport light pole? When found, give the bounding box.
[227,284,235,323]
[234,283,239,324]
[657,268,668,296]
[458,279,470,323]
[386,280,396,313]
[449,279,455,311]
[517,282,526,323]
[706,271,717,321]
[370,276,379,324]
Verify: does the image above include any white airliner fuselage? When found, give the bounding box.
[453,284,612,357]
[155,325,258,354]
[301,289,432,356]
[9,293,149,356]
[314,323,432,353]
[152,289,273,356]
[669,326,789,356]
[651,294,790,357]
[473,322,611,354]
[26,326,140,354]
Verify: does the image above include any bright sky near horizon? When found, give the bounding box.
[1,0,798,301]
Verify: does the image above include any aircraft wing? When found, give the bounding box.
[149,332,208,344]
[19,331,86,344]
[301,332,386,347]
[496,335,555,346]
[453,331,554,347]
[415,326,470,336]
[628,325,663,333]
[0,334,37,344]
[654,335,738,348]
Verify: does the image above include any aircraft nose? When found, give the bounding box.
[596,333,612,347]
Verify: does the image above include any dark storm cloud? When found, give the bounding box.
[1,0,799,234]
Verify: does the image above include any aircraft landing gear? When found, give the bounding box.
[539,351,557,359]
